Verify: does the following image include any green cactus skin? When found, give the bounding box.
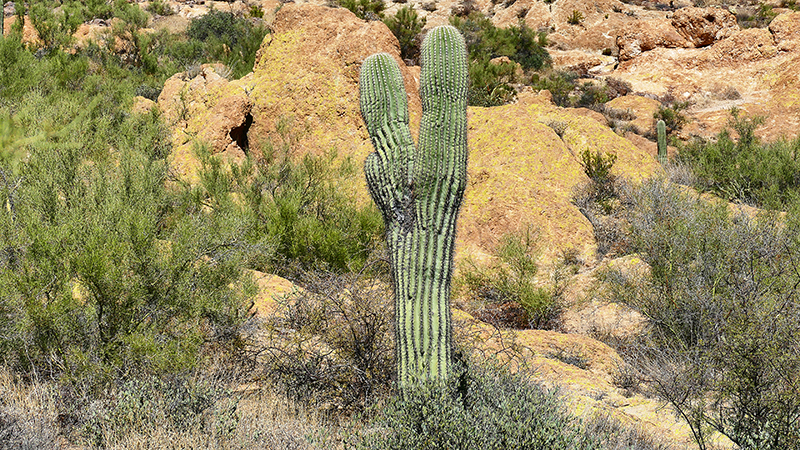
[359,25,468,389]
[657,119,667,165]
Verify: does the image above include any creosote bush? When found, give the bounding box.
[600,178,800,450]
[383,6,426,63]
[187,122,384,279]
[258,269,395,414]
[356,359,670,450]
[459,230,562,329]
[449,12,550,106]
[678,108,800,208]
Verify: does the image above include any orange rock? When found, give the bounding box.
[770,11,800,50]
[605,94,662,135]
[615,19,690,61]
[670,6,738,48]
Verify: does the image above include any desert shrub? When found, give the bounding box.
[186,10,269,78]
[355,359,670,450]
[338,0,386,20]
[467,57,518,107]
[383,6,426,62]
[580,148,617,201]
[258,270,395,414]
[0,40,252,385]
[187,121,384,277]
[79,373,234,447]
[531,71,575,106]
[653,100,687,136]
[450,13,550,71]
[602,178,800,450]
[459,229,561,329]
[147,0,174,16]
[450,13,550,106]
[356,362,594,450]
[678,109,800,208]
[0,109,253,385]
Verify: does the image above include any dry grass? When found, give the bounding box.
[0,369,63,449]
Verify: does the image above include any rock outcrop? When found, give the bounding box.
[670,7,738,47]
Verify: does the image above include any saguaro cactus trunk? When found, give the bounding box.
[359,26,468,390]
[657,119,667,165]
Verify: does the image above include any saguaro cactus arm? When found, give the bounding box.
[360,25,468,389]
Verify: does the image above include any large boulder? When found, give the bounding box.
[770,10,800,51]
[615,19,690,61]
[157,4,661,265]
[671,7,738,47]
[460,91,660,264]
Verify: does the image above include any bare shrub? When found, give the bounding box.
[603,178,800,450]
[257,267,396,414]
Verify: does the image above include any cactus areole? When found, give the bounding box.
[359,25,468,390]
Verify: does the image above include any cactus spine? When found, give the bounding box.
[657,119,667,165]
[359,25,468,390]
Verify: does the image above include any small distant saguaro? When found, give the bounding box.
[359,25,468,390]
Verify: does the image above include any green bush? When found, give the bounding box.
[0,39,253,386]
[467,57,518,107]
[357,363,590,450]
[186,10,269,78]
[187,120,384,278]
[580,148,617,202]
[653,100,687,136]
[602,178,800,450]
[147,0,175,16]
[450,13,550,106]
[678,109,800,208]
[383,6,426,62]
[338,0,386,20]
[0,113,252,385]
[460,230,560,329]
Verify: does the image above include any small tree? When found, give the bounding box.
[384,6,426,63]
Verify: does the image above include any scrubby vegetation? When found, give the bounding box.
[678,108,800,209]
[599,179,800,450]
[4,1,800,449]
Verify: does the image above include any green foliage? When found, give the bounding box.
[186,10,269,78]
[188,121,384,277]
[567,10,584,25]
[653,100,688,136]
[339,0,386,20]
[383,6,426,62]
[0,118,251,385]
[147,0,175,16]
[603,179,800,449]
[450,13,550,106]
[460,230,560,329]
[678,109,800,208]
[0,38,253,387]
[580,148,617,201]
[357,361,603,450]
[467,57,518,107]
[450,13,549,71]
[29,1,84,50]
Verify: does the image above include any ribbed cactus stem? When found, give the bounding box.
[657,119,667,165]
[360,25,468,390]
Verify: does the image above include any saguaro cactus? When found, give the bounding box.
[657,119,667,165]
[359,25,468,389]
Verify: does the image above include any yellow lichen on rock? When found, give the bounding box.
[460,95,660,265]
